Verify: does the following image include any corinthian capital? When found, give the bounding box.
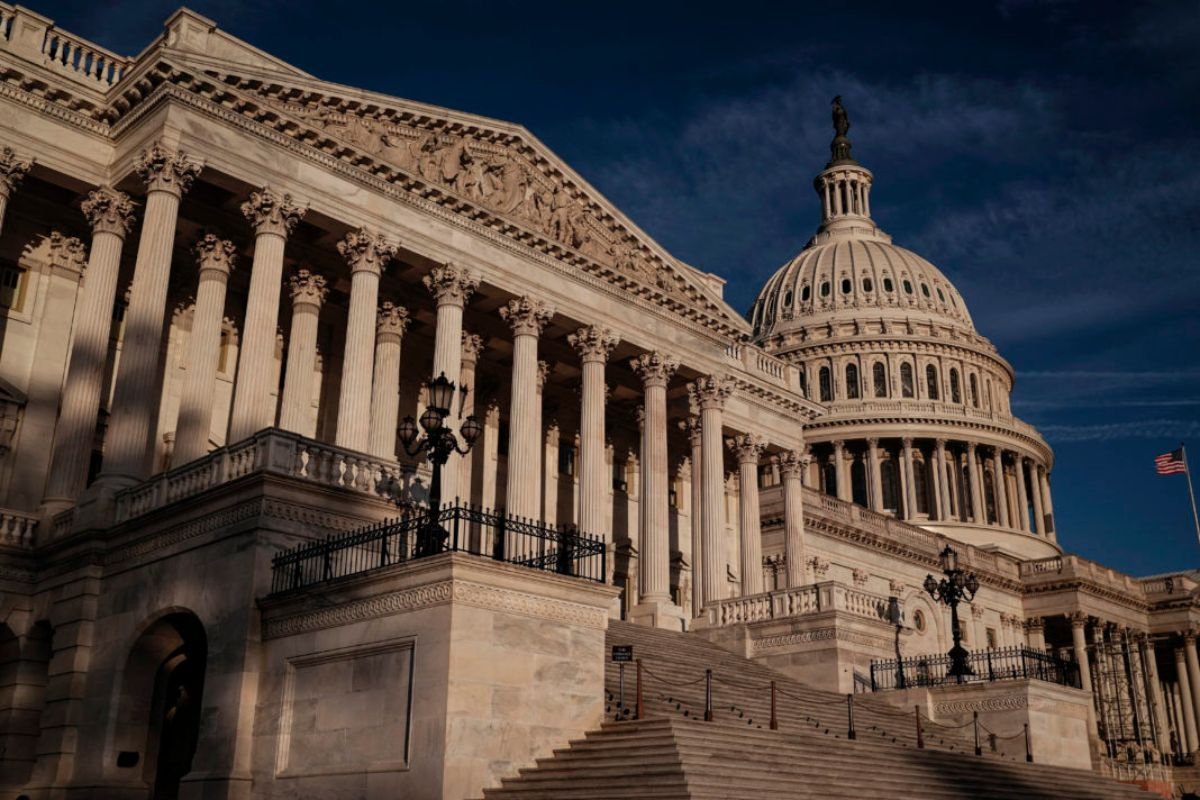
[47,231,88,278]
[537,360,552,391]
[376,301,410,339]
[687,374,733,411]
[81,187,137,238]
[134,142,203,198]
[193,234,237,277]
[678,415,702,444]
[1068,611,1090,630]
[288,269,328,308]
[241,186,307,238]
[500,295,554,337]
[423,262,479,308]
[778,449,809,479]
[337,228,396,275]
[727,433,766,465]
[630,351,679,388]
[0,147,33,198]
[461,332,485,364]
[568,325,619,364]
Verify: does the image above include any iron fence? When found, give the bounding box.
[869,646,1080,691]
[269,503,606,594]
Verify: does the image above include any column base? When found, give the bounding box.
[628,598,687,632]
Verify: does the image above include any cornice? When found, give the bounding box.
[1021,578,1150,615]
[0,69,113,137]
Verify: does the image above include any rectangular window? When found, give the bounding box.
[0,262,27,311]
[558,443,576,476]
[986,628,997,649]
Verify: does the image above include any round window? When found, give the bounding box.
[913,609,926,632]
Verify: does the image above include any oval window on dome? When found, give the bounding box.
[921,283,931,298]
[821,282,831,298]
[783,289,794,306]
[863,278,874,292]
[903,280,913,295]
[883,277,894,293]
[801,284,811,302]
[937,287,945,302]
[841,278,851,294]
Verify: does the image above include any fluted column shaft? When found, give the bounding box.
[42,190,135,508]
[425,265,479,503]
[367,302,409,458]
[570,327,617,544]
[1185,634,1200,738]
[832,440,850,501]
[1177,648,1200,751]
[1040,468,1056,540]
[631,353,677,605]
[175,236,236,464]
[1030,460,1047,535]
[691,377,732,606]
[731,435,766,596]
[1139,637,1170,755]
[0,147,32,238]
[278,271,327,434]
[935,439,951,520]
[866,438,883,512]
[1014,454,1030,532]
[685,419,704,611]
[901,438,917,519]
[781,451,807,588]
[230,188,305,442]
[967,443,984,524]
[929,442,944,519]
[993,450,1010,528]
[501,297,553,520]
[102,145,202,484]
[1071,616,1098,736]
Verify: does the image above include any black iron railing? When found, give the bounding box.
[869,646,1080,692]
[269,504,607,593]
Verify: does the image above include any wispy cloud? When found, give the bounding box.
[1038,420,1200,443]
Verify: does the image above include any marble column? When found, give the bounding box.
[278,270,328,434]
[98,144,202,486]
[780,449,808,589]
[423,263,480,503]
[229,187,306,442]
[901,437,917,519]
[681,416,704,612]
[41,190,136,513]
[1025,617,1045,650]
[966,443,984,524]
[935,439,952,521]
[832,439,850,501]
[1013,454,1030,532]
[866,438,883,512]
[1138,635,1171,755]
[1185,631,1200,735]
[1037,465,1055,538]
[458,333,485,499]
[543,420,559,525]
[1030,460,1047,536]
[629,352,681,627]
[0,146,32,238]
[689,376,732,606]
[534,362,550,521]
[367,301,410,459]
[174,235,236,464]
[992,449,1010,528]
[334,229,395,452]
[569,326,618,542]
[1070,613,1099,736]
[500,296,554,521]
[729,434,767,596]
[1176,647,1200,751]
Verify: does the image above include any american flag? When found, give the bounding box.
[1155,448,1187,476]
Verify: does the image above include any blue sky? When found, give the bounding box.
[39,0,1200,575]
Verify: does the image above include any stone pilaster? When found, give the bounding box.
[688,376,732,606]
[728,434,766,597]
[1024,616,1045,650]
[101,143,203,485]
[1176,646,1200,751]
[229,187,306,441]
[458,332,485,499]
[367,301,410,459]
[779,449,808,589]
[628,352,681,628]
[500,296,554,523]
[174,235,236,464]
[278,270,328,434]
[334,229,396,452]
[42,189,136,514]
[0,146,33,237]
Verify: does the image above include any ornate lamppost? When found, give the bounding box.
[398,373,482,557]
[923,545,980,680]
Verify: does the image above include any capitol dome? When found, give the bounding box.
[751,98,1059,561]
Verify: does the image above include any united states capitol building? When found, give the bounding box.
[0,5,1196,799]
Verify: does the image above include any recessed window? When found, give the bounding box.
[900,363,914,398]
[950,368,962,404]
[820,281,831,298]
[841,278,852,294]
[903,280,913,295]
[801,285,811,302]
[845,363,860,399]
[863,278,873,292]
[819,366,832,402]
[873,362,888,398]
[783,289,794,306]
[0,263,27,312]
[926,365,940,400]
[921,283,931,298]
[937,287,945,302]
[969,373,980,408]
[883,277,894,293]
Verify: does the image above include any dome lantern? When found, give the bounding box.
[814,97,877,235]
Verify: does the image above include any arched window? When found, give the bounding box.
[969,373,979,408]
[819,366,832,402]
[903,279,914,295]
[983,469,998,524]
[872,362,888,398]
[913,456,930,515]
[821,459,838,496]
[798,367,807,397]
[900,363,915,398]
[845,363,860,399]
[926,365,940,400]
[851,457,869,506]
[950,368,961,404]
[863,277,873,292]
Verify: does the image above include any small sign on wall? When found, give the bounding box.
[611,645,633,662]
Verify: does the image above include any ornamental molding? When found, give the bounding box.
[802,418,1051,461]
[934,695,1028,715]
[1022,579,1149,614]
[752,626,891,652]
[568,326,619,364]
[193,233,237,275]
[772,337,1011,381]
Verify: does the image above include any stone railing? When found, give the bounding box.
[0,508,36,549]
[724,342,803,394]
[704,580,893,627]
[0,4,131,89]
[114,429,409,523]
[822,398,1045,444]
[1141,573,1196,596]
[1019,554,1144,596]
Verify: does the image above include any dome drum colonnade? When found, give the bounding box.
[2,136,813,627]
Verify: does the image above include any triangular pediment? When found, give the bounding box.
[110,43,749,338]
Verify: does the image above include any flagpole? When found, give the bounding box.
[1183,443,1200,551]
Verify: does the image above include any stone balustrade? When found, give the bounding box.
[0,508,36,548]
[0,3,131,88]
[1020,554,1145,595]
[822,397,1045,442]
[1141,573,1196,596]
[724,342,803,394]
[114,428,407,523]
[704,580,893,627]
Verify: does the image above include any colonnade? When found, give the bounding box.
[810,436,1054,539]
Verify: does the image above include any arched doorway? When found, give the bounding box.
[115,612,206,799]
